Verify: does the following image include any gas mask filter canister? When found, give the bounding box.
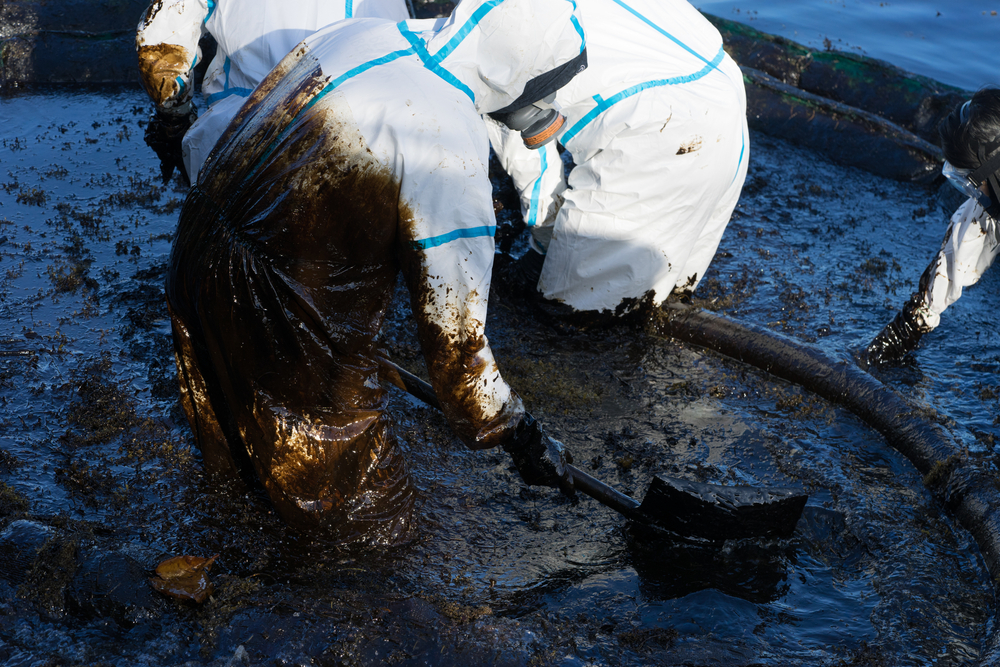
[491,94,565,150]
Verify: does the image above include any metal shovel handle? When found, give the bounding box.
[566,463,640,516]
[379,357,642,512]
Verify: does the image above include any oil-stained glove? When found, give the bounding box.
[865,293,930,366]
[144,106,196,185]
[502,413,574,495]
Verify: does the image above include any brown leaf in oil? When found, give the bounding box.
[148,553,218,603]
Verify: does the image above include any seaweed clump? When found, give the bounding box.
[0,480,30,517]
[17,533,81,619]
[496,353,601,414]
[923,453,961,490]
[618,627,679,652]
[432,597,492,624]
[65,354,140,447]
[64,353,191,468]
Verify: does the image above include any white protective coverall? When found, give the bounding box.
[136,0,410,183]
[912,199,1000,330]
[487,0,749,313]
[165,0,587,540]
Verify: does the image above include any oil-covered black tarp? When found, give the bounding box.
[165,47,414,544]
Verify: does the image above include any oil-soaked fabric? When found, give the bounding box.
[911,197,1000,330]
[166,0,585,541]
[166,49,414,544]
[487,0,749,313]
[135,0,410,181]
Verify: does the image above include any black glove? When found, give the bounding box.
[502,413,574,495]
[144,106,196,185]
[865,293,929,366]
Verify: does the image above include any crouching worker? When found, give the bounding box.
[488,0,749,320]
[136,0,410,185]
[866,87,1000,365]
[165,0,588,544]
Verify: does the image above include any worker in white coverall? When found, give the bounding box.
[867,87,1000,365]
[136,0,410,184]
[165,0,588,544]
[487,0,749,316]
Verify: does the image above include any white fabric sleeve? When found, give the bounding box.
[392,107,522,450]
[916,198,1000,330]
[136,0,210,111]
[181,93,246,184]
[485,117,566,252]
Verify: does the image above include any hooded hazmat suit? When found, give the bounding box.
[866,89,1000,365]
[136,0,410,183]
[165,0,587,544]
[487,0,749,314]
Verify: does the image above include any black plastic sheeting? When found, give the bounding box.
[652,302,1000,664]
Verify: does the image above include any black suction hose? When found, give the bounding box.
[652,303,1000,663]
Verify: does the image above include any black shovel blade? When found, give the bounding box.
[636,476,807,541]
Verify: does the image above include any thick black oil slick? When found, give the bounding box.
[0,0,998,665]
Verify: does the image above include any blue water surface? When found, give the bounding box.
[693,0,1000,91]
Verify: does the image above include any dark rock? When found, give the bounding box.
[68,551,164,627]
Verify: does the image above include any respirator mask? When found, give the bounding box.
[490,93,565,149]
[487,49,587,150]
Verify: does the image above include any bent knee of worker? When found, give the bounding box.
[554,186,714,254]
[256,407,404,496]
[261,413,414,542]
[539,237,669,305]
[258,402,386,472]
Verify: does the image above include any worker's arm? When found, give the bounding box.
[136,0,210,112]
[917,198,1000,329]
[867,198,1000,365]
[393,114,521,450]
[398,226,572,488]
[135,0,209,182]
[398,225,524,451]
[400,183,575,492]
[485,117,567,251]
